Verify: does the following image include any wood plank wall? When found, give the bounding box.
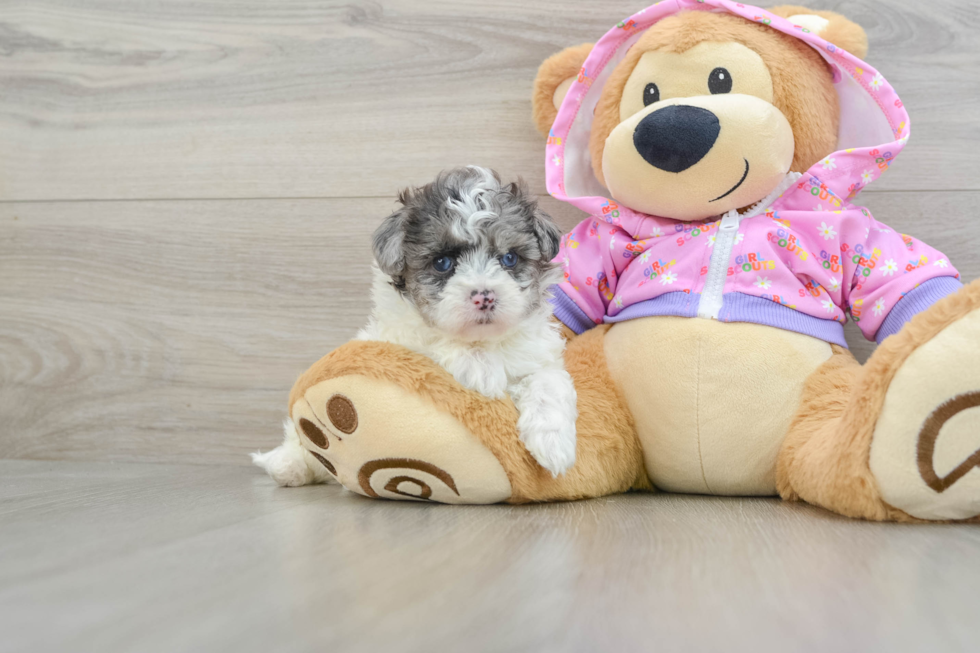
[2,0,978,465]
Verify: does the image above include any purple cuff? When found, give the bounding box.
[549,286,597,334]
[874,276,963,344]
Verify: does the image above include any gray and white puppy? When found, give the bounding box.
[360,166,578,476]
[253,166,577,484]
[371,165,561,340]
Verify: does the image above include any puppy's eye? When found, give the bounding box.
[643,83,660,106]
[708,67,732,94]
[500,251,518,269]
[433,256,454,272]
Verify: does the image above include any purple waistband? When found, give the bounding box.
[718,292,848,347]
[604,291,700,323]
[551,286,848,346]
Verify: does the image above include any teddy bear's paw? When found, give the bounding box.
[289,374,513,504]
[870,307,980,520]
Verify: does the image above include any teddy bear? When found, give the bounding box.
[280,1,980,522]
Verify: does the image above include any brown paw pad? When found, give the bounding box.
[298,417,328,449]
[384,476,433,500]
[357,458,459,502]
[918,391,980,493]
[327,394,358,435]
[308,450,337,476]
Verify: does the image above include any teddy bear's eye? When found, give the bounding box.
[708,67,733,94]
[643,82,660,106]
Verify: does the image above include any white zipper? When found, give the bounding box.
[696,172,802,321]
[697,209,740,319]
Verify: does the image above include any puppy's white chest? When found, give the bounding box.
[441,347,510,399]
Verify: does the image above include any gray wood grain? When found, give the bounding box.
[1,459,978,653]
[1,191,978,465]
[1,0,978,202]
[3,4,978,649]
[1,0,979,466]
[0,198,387,464]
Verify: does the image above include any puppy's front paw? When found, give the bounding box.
[518,417,577,477]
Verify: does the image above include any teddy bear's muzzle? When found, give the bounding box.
[632,104,720,173]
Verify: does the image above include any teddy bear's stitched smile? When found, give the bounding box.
[710,158,750,202]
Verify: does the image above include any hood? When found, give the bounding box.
[545,0,910,221]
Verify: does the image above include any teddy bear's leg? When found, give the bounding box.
[778,279,980,522]
[280,327,648,504]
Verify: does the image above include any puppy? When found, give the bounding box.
[253,166,577,486]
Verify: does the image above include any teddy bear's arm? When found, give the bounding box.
[836,208,962,342]
[549,214,637,335]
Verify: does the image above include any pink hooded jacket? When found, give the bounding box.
[547,0,961,347]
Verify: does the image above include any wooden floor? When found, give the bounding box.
[2,1,979,650]
[1,459,979,653]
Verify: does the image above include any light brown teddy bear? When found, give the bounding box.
[280,1,980,522]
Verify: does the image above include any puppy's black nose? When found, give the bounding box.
[633,105,720,173]
[472,289,495,311]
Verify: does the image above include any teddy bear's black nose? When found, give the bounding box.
[633,105,721,173]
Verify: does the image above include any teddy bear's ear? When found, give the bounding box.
[532,43,593,136]
[768,5,869,59]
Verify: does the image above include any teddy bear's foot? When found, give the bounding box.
[281,332,648,505]
[778,279,980,522]
[869,287,980,521]
[288,371,514,504]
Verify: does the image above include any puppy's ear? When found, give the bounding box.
[769,5,869,59]
[532,43,593,137]
[372,197,411,279]
[532,208,562,262]
[507,179,562,261]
